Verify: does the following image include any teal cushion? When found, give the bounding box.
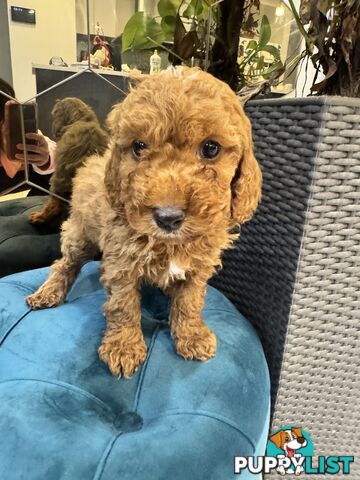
[0,262,270,479]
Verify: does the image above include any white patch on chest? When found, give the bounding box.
[168,261,186,281]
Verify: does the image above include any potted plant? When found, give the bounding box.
[120,0,283,92]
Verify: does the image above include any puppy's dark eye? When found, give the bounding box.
[201,140,221,160]
[132,140,147,158]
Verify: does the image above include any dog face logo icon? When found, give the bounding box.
[270,427,307,457]
[267,426,314,476]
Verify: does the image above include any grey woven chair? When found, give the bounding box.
[211,96,360,478]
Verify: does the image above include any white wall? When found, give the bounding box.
[76,0,135,37]
[115,0,135,36]
[7,0,77,101]
[75,0,87,35]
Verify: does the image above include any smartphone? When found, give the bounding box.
[3,101,38,160]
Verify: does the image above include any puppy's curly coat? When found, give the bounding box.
[27,68,262,378]
[29,97,108,224]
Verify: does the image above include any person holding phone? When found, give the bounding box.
[0,78,62,277]
[0,78,56,195]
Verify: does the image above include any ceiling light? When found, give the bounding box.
[275,5,285,16]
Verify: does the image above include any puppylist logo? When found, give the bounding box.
[234,426,354,476]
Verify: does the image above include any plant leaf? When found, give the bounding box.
[317,0,332,17]
[168,14,187,64]
[173,13,187,47]
[122,12,165,52]
[257,56,264,70]
[161,15,176,39]
[299,0,311,23]
[260,44,281,59]
[198,2,210,20]
[261,60,283,79]
[284,52,304,74]
[158,0,183,18]
[340,11,358,67]
[178,30,200,59]
[258,15,271,47]
[311,57,337,92]
[183,0,203,18]
[247,40,257,50]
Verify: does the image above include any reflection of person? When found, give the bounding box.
[110,35,122,71]
[0,78,56,195]
[91,36,113,67]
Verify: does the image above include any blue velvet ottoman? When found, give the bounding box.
[0,261,270,480]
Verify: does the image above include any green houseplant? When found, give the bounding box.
[121,0,283,93]
[289,0,360,97]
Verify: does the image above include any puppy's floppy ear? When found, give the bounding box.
[106,102,123,137]
[104,145,123,212]
[269,430,286,449]
[230,104,262,227]
[106,73,148,134]
[51,99,66,140]
[105,102,124,211]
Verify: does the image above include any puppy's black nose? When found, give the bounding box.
[153,207,185,232]
[297,437,306,444]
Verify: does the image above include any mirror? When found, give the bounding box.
[0,0,133,203]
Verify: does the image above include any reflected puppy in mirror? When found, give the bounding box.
[29,97,108,224]
[27,68,262,377]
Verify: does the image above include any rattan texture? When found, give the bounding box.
[211,97,360,477]
[211,98,323,408]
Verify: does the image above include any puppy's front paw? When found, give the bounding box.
[26,287,65,309]
[173,323,216,361]
[98,327,147,378]
[28,211,46,224]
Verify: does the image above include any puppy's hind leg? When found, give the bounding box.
[26,217,96,309]
[28,195,66,225]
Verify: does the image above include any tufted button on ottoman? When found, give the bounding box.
[0,262,270,480]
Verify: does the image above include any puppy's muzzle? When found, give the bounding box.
[152,207,185,233]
